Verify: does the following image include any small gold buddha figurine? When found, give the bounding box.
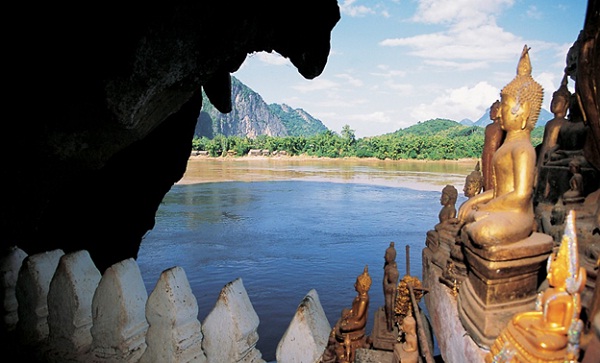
[486,210,587,363]
[322,265,371,363]
[458,45,543,247]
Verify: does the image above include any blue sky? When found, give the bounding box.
[233,0,588,138]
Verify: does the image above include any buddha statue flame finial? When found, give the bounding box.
[559,210,584,294]
[501,45,544,131]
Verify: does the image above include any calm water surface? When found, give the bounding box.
[136,158,472,361]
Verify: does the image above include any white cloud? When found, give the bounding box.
[378,0,541,70]
[250,51,291,66]
[345,111,392,124]
[411,81,500,122]
[339,0,375,17]
[424,59,489,71]
[412,0,514,25]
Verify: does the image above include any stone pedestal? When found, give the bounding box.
[355,348,393,363]
[46,250,102,363]
[457,232,553,348]
[15,249,64,346]
[1,246,28,332]
[371,307,398,351]
[202,278,265,363]
[276,289,331,363]
[91,258,149,363]
[140,266,206,363]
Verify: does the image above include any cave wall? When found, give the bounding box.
[3,1,341,272]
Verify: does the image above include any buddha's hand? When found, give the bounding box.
[457,201,476,222]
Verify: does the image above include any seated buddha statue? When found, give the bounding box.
[536,74,570,171]
[487,211,587,362]
[330,265,372,362]
[434,185,458,233]
[546,93,589,167]
[562,159,585,203]
[457,45,542,247]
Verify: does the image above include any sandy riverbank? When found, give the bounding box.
[177,155,480,192]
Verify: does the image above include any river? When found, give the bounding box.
[136,157,476,361]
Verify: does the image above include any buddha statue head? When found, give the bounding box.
[385,242,396,264]
[463,162,483,198]
[441,184,458,206]
[356,265,372,294]
[500,45,544,132]
[551,74,571,117]
[489,100,501,122]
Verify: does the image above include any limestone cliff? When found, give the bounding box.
[197,77,328,138]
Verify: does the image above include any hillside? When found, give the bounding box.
[195,76,328,138]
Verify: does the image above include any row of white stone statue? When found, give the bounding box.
[2,246,332,363]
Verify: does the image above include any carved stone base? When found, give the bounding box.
[458,277,537,349]
[462,232,553,305]
[371,307,398,351]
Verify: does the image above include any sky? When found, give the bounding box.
[232,0,589,138]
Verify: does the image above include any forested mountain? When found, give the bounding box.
[195,76,328,138]
[269,103,329,136]
[393,118,483,137]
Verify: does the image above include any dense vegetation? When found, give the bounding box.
[192,119,544,160]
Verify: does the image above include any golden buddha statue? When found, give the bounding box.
[322,265,372,363]
[486,210,587,363]
[457,45,543,247]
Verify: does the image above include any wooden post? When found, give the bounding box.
[406,244,410,276]
[408,283,434,363]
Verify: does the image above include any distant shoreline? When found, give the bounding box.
[187,153,480,164]
[178,154,479,192]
